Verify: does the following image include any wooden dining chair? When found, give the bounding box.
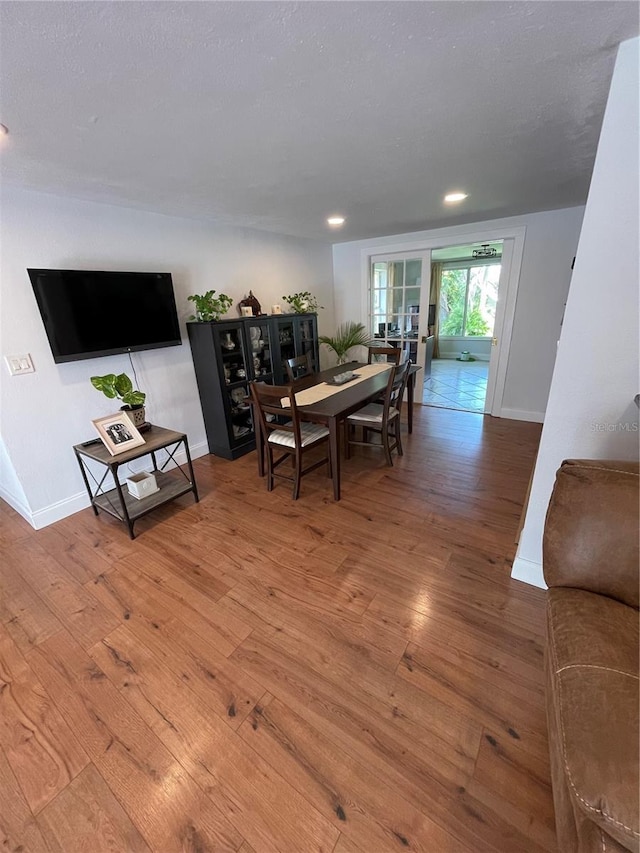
[249,381,330,499]
[285,352,314,382]
[345,359,411,466]
[367,345,403,365]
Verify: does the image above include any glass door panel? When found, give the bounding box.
[247,321,273,380]
[369,251,431,403]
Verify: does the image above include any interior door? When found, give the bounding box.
[369,250,431,403]
[484,238,514,415]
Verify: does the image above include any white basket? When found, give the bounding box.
[126,471,159,500]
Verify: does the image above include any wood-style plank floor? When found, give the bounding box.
[0,405,555,853]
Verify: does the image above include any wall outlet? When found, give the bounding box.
[5,354,35,375]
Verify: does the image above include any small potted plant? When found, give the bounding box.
[187,290,234,322]
[281,291,323,314]
[319,321,372,365]
[91,372,147,428]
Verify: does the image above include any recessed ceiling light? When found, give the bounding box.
[327,216,345,227]
[444,192,468,203]
[0,124,9,137]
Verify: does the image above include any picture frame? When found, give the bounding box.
[92,411,146,456]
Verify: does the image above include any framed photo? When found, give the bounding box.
[92,411,146,456]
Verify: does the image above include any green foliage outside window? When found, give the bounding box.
[439,265,498,337]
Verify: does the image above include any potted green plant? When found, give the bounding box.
[319,321,372,365]
[187,290,234,322]
[91,372,147,428]
[281,291,323,314]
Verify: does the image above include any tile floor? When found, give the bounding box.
[423,358,489,413]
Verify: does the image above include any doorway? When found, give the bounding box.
[425,241,502,413]
[363,225,525,417]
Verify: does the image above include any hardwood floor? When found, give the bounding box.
[0,406,555,852]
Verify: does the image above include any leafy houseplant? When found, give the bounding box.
[188,290,234,322]
[91,373,147,427]
[319,321,372,365]
[281,291,323,314]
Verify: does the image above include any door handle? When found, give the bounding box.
[492,337,498,346]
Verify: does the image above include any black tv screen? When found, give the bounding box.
[28,269,182,364]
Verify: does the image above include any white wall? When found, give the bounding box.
[513,37,639,588]
[0,187,334,527]
[0,435,30,516]
[332,206,585,420]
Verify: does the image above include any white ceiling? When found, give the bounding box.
[0,2,637,242]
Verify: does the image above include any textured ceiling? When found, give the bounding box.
[0,2,637,241]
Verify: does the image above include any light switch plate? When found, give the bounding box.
[5,353,35,375]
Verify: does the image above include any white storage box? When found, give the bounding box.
[125,471,159,500]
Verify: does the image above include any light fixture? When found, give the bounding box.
[473,244,498,258]
[0,124,9,137]
[444,192,467,203]
[327,216,345,227]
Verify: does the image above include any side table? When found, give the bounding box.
[73,425,199,539]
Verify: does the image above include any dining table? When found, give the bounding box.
[253,361,421,501]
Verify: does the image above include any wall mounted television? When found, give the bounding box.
[28,269,182,364]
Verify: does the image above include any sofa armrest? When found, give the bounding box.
[543,459,639,607]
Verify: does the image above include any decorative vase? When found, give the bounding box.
[221,333,235,351]
[238,290,262,316]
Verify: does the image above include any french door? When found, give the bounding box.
[369,250,431,403]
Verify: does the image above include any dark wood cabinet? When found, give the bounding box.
[187,313,318,459]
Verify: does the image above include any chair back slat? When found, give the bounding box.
[390,359,411,416]
[250,382,302,447]
[286,353,314,381]
[367,346,403,365]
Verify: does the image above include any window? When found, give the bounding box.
[439,263,500,337]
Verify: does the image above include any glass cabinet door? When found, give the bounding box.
[246,320,273,382]
[296,316,318,371]
[216,323,253,445]
[275,318,296,379]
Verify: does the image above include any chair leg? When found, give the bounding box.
[266,446,275,491]
[395,417,404,456]
[382,423,393,467]
[292,450,302,500]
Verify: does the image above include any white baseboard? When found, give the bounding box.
[0,484,35,528]
[500,407,545,423]
[31,491,91,530]
[511,556,546,589]
[16,439,211,531]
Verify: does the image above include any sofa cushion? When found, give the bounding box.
[547,588,639,851]
[543,460,639,607]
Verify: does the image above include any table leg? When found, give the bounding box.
[112,468,135,539]
[182,438,200,503]
[75,451,98,516]
[407,371,415,434]
[329,417,340,501]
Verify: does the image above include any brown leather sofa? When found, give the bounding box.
[543,459,639,852]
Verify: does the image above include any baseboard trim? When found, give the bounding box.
[21,439,211,531]
[500,408,545,423]
[0,485,35,528]
[511,556,546,589]
[31,492,91,530]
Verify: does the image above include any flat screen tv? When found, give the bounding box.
[28,269,182,364]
